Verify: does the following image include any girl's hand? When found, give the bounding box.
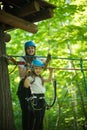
[49,67,53,73]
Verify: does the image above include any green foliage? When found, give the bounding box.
[6,0,87,129]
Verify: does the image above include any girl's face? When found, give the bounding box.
[26,46,35,55]
[34,66,43,76]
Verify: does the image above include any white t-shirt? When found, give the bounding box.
[27,76,46,94]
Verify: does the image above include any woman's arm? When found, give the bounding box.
[18,66,27,78]
[18,57,30,78]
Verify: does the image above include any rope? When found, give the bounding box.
[1,55,87,61]
[46,79,57,110]
[47,67,87,71]
[9,65,17,75]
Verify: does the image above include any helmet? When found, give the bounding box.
[24,41,36,49]
[31,59,44,67]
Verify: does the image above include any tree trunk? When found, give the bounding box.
[71,100,79,130]
[0,24,15,130]
[56,102,61,130]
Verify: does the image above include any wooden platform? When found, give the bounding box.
[0,0,56,33]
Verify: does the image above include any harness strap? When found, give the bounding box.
[44,53,51,70]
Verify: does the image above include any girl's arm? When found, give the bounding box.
[24,77,30,88]
[43,68,53,83]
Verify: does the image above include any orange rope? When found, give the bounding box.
[47,67,87,71]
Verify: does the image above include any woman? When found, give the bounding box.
[24,59,53,130]
[17,41,36,130]
[18,40,36,79]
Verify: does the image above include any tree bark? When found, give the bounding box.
[0,24,15,130]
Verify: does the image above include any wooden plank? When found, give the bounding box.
[25,8,54,22]
[11,1,40,17]
[0,10,38,33]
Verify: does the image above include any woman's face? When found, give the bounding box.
[34,66,43,76]
[26,46,35,55]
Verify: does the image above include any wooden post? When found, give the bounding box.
[0,24,15,130]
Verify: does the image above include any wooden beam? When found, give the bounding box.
[38,0,56,9]
[12,1,40,17]
[4,25,15,31]
[0,10,38,33]
[25,8,54,22]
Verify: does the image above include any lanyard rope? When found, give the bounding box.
[46,69,57,110]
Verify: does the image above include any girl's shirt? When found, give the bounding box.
[27,76,45,94]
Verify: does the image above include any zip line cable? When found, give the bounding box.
[1,55,87,61]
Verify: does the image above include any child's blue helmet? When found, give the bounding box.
[24,41,36,49]
[31,59,44,67]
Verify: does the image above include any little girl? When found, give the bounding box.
[24,59,53,130]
